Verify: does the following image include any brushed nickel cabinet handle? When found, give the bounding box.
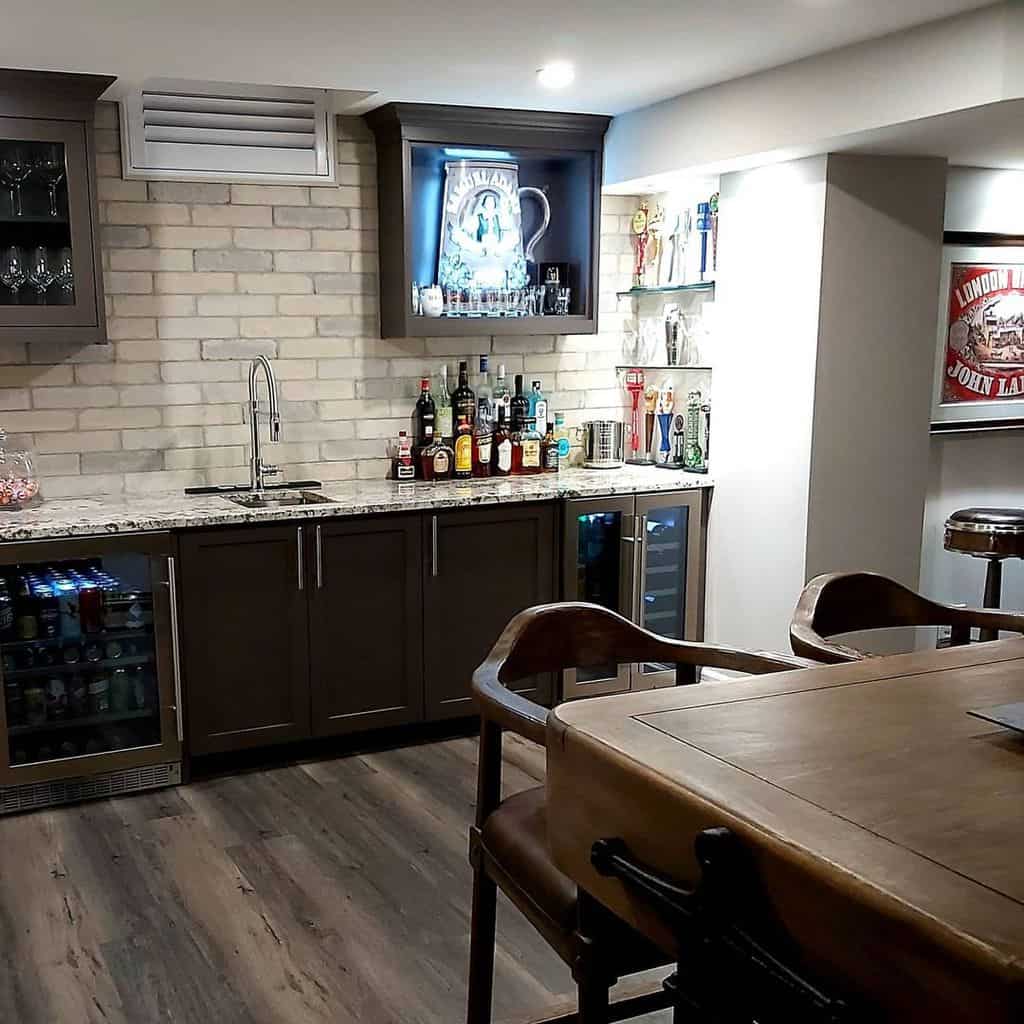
[315,524,323,589]
[166,555,184,744]
[431,515,439,577]
[297,526,304,592]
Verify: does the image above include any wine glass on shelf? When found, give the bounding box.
[0,246,26,300]
[54,247,74,298]
[0,148,32,217]
[26,246,55,303]
[35,145,66,218]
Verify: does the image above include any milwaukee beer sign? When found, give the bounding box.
[944,262,1024,403]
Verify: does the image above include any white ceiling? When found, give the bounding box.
[0,0,996,115]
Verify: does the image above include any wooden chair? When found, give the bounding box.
[790,570,1024,664]
[467,601,810,1024]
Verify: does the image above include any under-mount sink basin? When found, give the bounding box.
[223,490,335,509]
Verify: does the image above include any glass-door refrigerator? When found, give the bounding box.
[0,533,182,813]
[562,490,707,699]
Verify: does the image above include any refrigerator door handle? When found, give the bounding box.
[296,526,305,591]
[431,515,439,577]
[634,514,647,626]
[166,555,185,744]
[315,524,324,589]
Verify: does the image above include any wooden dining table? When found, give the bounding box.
[545,638,1024,1022]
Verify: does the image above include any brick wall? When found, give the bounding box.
[0,102,638,498]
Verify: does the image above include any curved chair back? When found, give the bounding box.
[791,571,1024,664]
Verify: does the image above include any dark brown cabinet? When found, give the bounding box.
[0,69,113,344]
[423,504,556,720]
[309,515,423,736]
[179,524,310,755]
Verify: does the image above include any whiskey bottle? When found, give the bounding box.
[473,396,493,478]
[491,406,513,477]
[452,360,476,431]
[454,414,473,479]
[414,376,436,449]
[420,437,453,481]
[436,364,453,443]
[518,417,542,475]
[492,364,512,422]
[541,421,559,473]
[510,374,529,432]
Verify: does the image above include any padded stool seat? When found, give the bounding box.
[943,507,1024,641]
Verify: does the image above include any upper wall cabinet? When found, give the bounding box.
[0,69,114,345]
[364,103,610,339]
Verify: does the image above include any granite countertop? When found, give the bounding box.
[0,466,714,543]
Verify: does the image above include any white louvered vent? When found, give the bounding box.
[119,79,336,185]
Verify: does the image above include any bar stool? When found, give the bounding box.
[944,508,1024,641]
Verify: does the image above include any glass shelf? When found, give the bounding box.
[615,364,711,372]
[616,282,715,299]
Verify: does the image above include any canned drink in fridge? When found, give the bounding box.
[78,584,103,635]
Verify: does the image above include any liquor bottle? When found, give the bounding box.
[510,374,530,432]
[491,406,513,477]
[477,354,493,416]
[492,363,512,421]
[414,376,436,449]
[528,380,548,433]
[473,396,493,478]
[452,360,476,431]
[517,418,542,475]
[453,415,473,479]
[436,364,453,443]
[553,412,571,467]
[394,430,415,480]
[420,436,454,481]
[541,421,559,473]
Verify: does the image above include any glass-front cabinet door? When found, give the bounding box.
[562,496,636,699]
[0,118,99,331]
[0,534,182,796]
[633,490,707,689]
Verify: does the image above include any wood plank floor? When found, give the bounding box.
[0,735,669,1024]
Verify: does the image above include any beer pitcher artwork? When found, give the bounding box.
[437,161,550,292]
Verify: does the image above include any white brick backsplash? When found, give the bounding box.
[196,295,276,317]
[149,182,230,204]
[16,105,637,494]
[149,226,233,249]
[154,272,235,294]
[231,185,310,206]
[274,251,351,273]
[192,204,273,227]
[157,317,238,339]
[234,227,311,250]
[237,273,313,294]
[239,316,316,338]
[105,202,190,225]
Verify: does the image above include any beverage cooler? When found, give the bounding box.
[0,532,182,813]
[562,491,707,699]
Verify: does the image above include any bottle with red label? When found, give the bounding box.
[394,431,415,481]
[472,397,492,478]
[491,407,513,477]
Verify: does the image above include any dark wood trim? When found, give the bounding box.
[943,231,1024,248]
[0,69,114,122]
[930,417,1024,434]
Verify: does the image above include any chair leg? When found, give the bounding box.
[466,865,498,1024]
[981,558,1003,642]
[577,975,610,1024]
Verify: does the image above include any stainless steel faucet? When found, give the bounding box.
[248,355,281,491]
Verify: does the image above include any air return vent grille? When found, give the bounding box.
[120,79,336,185]
[0,762,181,815]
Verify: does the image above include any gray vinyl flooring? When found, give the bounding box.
[0,733,670,1023]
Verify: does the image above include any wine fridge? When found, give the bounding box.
[562,490,707,699]
[0,532,182,813]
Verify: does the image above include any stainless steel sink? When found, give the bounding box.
[223,490,335,509]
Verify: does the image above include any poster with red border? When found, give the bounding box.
[933,246,1024,429]
[943,262,1024,402]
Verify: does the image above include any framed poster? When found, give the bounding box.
[932,243,1024,431]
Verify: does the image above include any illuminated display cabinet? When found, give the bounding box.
[365,103,610,338]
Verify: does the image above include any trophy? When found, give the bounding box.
[643,385,658,462]
[656,383,675,464]
[631,202,651,288]
[709,192,719,277]
[683,389,710,474]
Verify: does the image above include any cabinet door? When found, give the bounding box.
[423,504,556,721]
[0,118,102,339]
[561,496,636,700]
[309,515,423,736]
[179,525,310,755]
[632,490,708,689]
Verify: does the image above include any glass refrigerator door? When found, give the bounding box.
[634,491,706,688]
[562,497,635,699]
[0,538,181,786]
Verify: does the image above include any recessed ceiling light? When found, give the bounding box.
[537,62,575,90]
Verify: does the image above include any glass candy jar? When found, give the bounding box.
[0,428,41,509]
